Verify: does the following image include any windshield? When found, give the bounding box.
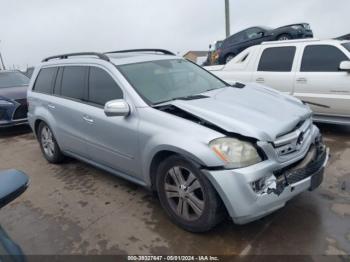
[0,72,29,88]
[118,59,228,105]
[342,42,350,52]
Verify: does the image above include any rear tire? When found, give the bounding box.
[277,34,292,41]
[156,155,224,232]
[38,122,65,164]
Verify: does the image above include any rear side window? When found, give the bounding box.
[258,47,296,72]
[60,66,87,100]
[224,32,244,47]
[33,68,58,94]
[88,67,123,106]
[301,45,349,72]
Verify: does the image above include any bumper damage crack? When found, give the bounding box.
[267,142,328,196]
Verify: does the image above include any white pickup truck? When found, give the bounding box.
[206,39,350,125]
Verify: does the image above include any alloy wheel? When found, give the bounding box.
[164,166,205,221]
[41,126,55,158]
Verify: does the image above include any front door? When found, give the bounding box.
[253,46,297,94]
[82,66,139,177]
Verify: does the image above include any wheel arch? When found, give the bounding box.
[34,118,44,137]
[276,33,292,40]
[33,117,61,147]
[147,147,209,192]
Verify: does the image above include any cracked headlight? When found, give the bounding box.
[209,137,262,169]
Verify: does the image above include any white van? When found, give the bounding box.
[206,39,350,125]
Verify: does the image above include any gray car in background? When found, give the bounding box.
[27,50,328,232]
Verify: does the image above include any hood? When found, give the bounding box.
[169,85,312,142]
[0,86,28,101]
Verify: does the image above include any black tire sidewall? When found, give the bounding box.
[38,122,64,163]
[156,155,222,232]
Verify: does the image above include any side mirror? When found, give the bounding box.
[339,61,350,72]
[104,99,130,117]
[0,169,29,209]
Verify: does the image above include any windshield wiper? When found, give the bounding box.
[153,94,209,105]
[232,82,245,88]
[176,94,209,101]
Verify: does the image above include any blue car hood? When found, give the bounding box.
[0,86,28,101]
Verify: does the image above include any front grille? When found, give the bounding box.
[0,109,6,120]
[275,141,326,185]
[273,118,312,159]
[12,99,28,120]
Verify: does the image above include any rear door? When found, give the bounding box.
[253,45,297,94]
[82,66,139,177]
[52,66,90,158]
[294,44,350,116]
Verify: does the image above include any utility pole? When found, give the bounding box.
[0,41,5,70]
[225,0,230,37]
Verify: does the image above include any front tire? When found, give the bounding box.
[38,122,65,164]
[156,155,224,232]
[225,54,235,64]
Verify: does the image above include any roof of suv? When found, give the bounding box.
[261,38,349,46]
[108,53,179,66]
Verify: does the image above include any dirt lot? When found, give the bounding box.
[0,124,349,255]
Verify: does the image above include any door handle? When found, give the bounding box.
[296,77,307,84]
[256,77,265,83]
[83,115,94,124]
[47,104,55,109]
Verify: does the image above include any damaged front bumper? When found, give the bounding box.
[203,129,329,225]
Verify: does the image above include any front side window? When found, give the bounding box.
[88,67,123,106]
[60,66,87,100]
[33,68,57,94]
[244,28,264,41]
[118,59,228,105]
[301,45,349,72]
[0,71,29,88]
[258,46,296,72]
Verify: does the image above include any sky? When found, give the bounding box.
[0,0,349,69]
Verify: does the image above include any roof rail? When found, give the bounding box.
[42,52,110,62]
[104,49,175,56]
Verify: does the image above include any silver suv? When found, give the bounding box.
[28,50,329,232]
